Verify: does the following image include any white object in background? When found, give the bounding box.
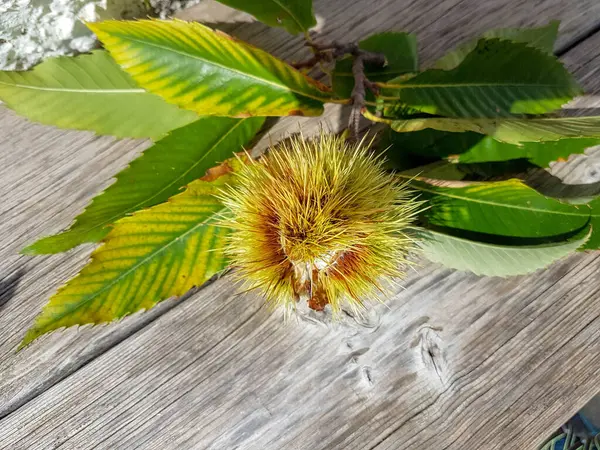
[0,0,202,71]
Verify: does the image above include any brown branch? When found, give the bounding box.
[292,54,326,70]
[347,50,384,140]
[292,47,334,69]
[294,40,385,72]
[349,54,365,140]
[292,40,387,138]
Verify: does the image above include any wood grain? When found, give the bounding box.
[0,112,189,418]
[529,29,600,195]
[0,0,599,448]
[0,253,598,449]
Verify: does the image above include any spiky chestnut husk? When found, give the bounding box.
[219,133,422,314]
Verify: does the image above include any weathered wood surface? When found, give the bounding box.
[1,0,600,448]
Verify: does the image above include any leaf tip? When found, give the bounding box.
[18,328,41,351]
[548,19,561,30]
[20,243,38,256]
[19,233,75,255]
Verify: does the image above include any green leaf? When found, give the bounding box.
[387,128,600,167]
[332,32,418,98]
[396,161,467,181]
[378,127,434,172]
[88,19,332,118]
[383,126,461,160]
[23,116,264,254]
[581,197,600,250]
[434,21,559,70]
[379,115,600,145]
[0,51,198,139]
[542,196,600,251]
[379,39,581,117]
[410,179,590,238]
[539,434,570,450]
[452,137,600,166]
[21,158,244,347]
[214,0,316,35]
[418,227,590,277]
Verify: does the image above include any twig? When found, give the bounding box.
[349,54,365,140]
[292,39,386,138]
[291,50,334,70]
[292,54,326,70]
[347,49,385,140]
[293,40,385,73]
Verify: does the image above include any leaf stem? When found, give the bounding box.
[361,108,392,124]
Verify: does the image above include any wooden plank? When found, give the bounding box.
[0,254,598,449]
[532,29,600,194]
[0,0,599,448]
[184,0,600,61]
[0,113,202,420]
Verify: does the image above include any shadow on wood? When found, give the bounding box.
[0,268,25,312]
[528,166,600,199]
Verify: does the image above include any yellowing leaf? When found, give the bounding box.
[21,159,245,347]
[88,19,332,118]
[23,116,264,254]
[364,110,600,145]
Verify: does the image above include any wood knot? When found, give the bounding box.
[416,326,448,385]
